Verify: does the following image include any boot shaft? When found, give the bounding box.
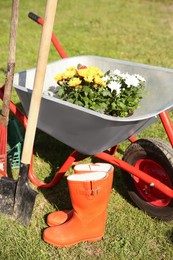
[74,163,114,198]
[67,172,109,223]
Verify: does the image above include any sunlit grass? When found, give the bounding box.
[0,0,173,259]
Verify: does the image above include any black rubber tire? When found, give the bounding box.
[122,138,173,221]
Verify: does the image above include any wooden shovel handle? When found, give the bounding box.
[21,0,58,164]
[1,0,19,124]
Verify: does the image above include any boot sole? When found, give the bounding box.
[43,235,103,247]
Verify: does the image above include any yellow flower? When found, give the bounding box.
[66,66,76,72]
[55,66,105,86]
[77,66,104,79]
[77,68,88,78]
[54,73,63,82]
[54,67,76,82]
[94,75,106,86]
[63,70,76,80]
[84,76,93,83]
[68,77,82,87]
[87,66,104,77]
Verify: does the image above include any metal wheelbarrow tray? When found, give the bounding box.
[13,55,173,155]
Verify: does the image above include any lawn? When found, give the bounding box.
[0,0,173,259]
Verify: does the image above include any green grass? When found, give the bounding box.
[0,0,173,259]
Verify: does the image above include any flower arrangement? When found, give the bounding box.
[49,64,146,117]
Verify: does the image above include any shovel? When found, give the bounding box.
[0,0,19,215]
[13,0,58,226]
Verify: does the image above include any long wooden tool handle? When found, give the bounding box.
[21,0,58,164]
[1,0,19,125]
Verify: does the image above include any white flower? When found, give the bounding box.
[107,81,121,95]
[102,74,110,81]
[134,74,146,82]
[121,73,130,80]
[109,69,121,76]
[103,70,120,81]
[125,75,139,87]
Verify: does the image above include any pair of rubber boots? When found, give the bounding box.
[43,163,114,247]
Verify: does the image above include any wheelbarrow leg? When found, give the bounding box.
[159,111,173,148]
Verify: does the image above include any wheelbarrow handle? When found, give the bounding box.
[28,11,68,59]
[28,12,40,24]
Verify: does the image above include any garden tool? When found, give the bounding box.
[0,0,19,215]
[43,171,111,247]
[13,0,58,226]
[0,0,19,172]
[47,163,114,226]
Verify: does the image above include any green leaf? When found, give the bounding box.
[75,100,83,106]
[57,88,64,97]
[102,90,112,97]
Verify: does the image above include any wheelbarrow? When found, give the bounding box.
[2,12,173,222]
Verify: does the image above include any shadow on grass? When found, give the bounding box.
[166,229,173,244]
[39,176,72,224]
[33,130,132,213]
[32,130,74,213]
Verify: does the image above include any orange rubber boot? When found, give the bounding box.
[46,163,114,226]
[43,171,111,247]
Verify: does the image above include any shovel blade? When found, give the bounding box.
[14,164,38,226]
[0,177,16,215]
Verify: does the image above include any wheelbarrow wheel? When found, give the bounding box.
[122,138,173,221]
